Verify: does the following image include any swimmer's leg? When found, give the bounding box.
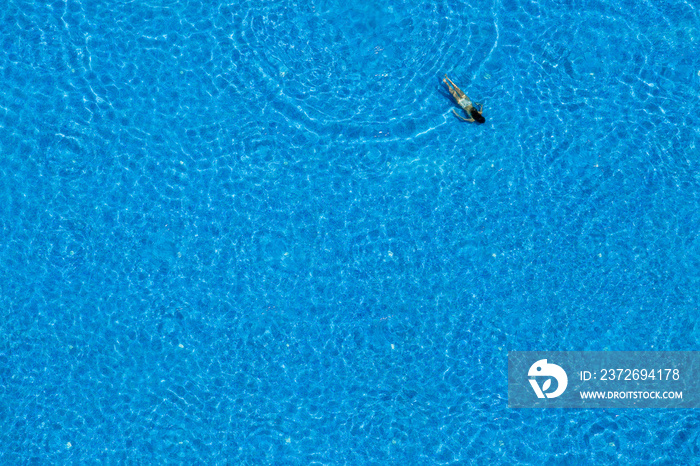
[443,76,459,100]
[444,75,466,98]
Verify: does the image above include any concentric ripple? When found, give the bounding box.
[229,0,498,141]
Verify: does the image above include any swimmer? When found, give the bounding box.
[443,74,485,123]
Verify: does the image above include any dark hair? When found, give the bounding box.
[470,108,485,124]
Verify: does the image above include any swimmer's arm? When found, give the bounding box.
[452,108,474,122]
[475,102,484,112]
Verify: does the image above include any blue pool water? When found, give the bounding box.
[1,0,699,463]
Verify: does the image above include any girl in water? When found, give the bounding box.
[443,75,485,123]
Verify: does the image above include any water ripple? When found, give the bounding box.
[229,0,498,142]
